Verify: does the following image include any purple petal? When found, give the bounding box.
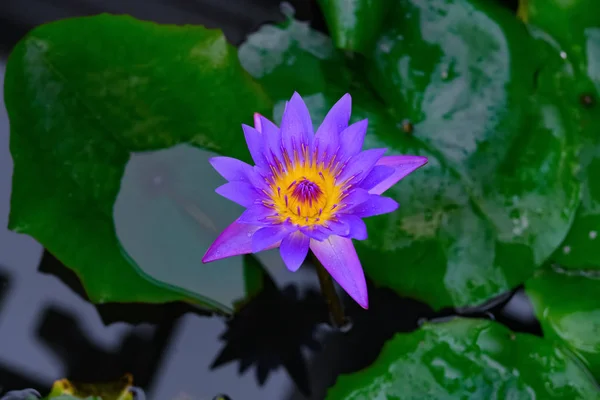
[280,231,310,272]
[337,148,386,184]
[312,129,339,167]
[242,124,267,168]
[338,119,368,161]
[215,181,260,208]
[338,214,367,240]
[341,188,370,209]
[252,225,292,253]
[209,156,254,183]
[351,195,399,218]
[310,236,368,309]
[253,113,277,134]
[202,219,260,263]
[281,92,313,159]
[255,114,284,165]
[360,165,395,191]
[326,218,350,237]
[315,94,352,138]
[238,204,277,225]
[300,225,331,241]
[369,155,428,195]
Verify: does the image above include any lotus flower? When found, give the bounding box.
[202,93,427,308]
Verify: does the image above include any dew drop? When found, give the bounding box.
[563,245,571,254]
[560,51,567,59]
[590,231,597,240]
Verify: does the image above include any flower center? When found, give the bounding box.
[291,179,322,206]
[266,160,344,227]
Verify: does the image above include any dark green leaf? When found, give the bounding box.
[526,267,600,382]
[316,0,391,53]
[4,14,271,312]
[519,0,600,269]
[238,2,581,310]
[326,318,600,399]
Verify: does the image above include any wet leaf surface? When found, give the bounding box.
[326,318,600,399]
[4,15,271,312]
[316,0,391,53]
[526,267,600,382]
[519,0,600,269]
[238,1,581,310]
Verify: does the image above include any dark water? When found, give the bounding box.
[0,1,537,399]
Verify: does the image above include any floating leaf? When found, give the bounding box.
[238,1,580,309]
[4,15,271,311]
[519,0,600,269]
[316,0,391,53]
[526,267,600,382]
[326,318,600,399]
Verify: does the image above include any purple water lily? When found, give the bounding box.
[202,93,427,309]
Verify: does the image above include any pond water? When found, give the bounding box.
[0,1,541,399]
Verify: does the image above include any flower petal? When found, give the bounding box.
[338,214,367,240]
[341,188,370,209]
[351,195,399,218]
[313,128,339,167]
[326,218,350,237]
[337,148,386,184]
[242,124,267,168]
[252,225,292,253]
[359,165,395,191]
[215,181,260,208]
[338,119,368,161]
[315,93,352,137]
[310,236,368,309]
[202,219,261,263]
[238,204,276,225]
[300,225,331,241]
[281,92,313,159]
[255,114,284,166]
[209,156,254,183]
[369,155,428,195]
[280,231,310,272]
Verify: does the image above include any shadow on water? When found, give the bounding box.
[36,305,172,387]
[0,270,47,394]
[211,268,328,397]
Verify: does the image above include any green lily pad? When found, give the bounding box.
[238,1,580,309]
[526,267,600,382]
[316,0,391,53]
[4,14,271,312]
[519,0,600,269]
[326,318,600,399]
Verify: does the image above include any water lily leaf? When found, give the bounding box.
[316,0,391,53]
[519,0,600,269]
[326,318,600,399]
[4,14,271,312]
[238,1,580,309]
[526,267,600,382]
[113,144,269,312]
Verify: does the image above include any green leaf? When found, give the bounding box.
[526,267,600,382]
[316,0,391,53]
[326,318,600,399]
[4,14,272,312]
[518,0,600,269]
[238,2,581,309]
[517,0,600,81]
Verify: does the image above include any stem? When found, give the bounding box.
[313,255,346,328]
